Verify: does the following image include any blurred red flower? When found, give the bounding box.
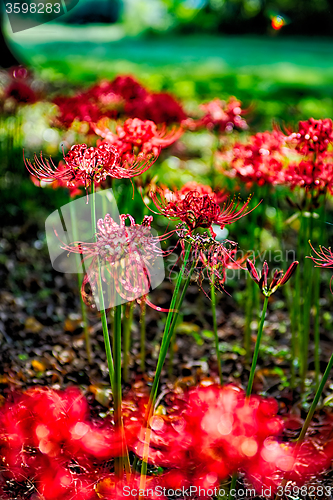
[130,384,284,486]
[284,159,333,194]
[125,92,187,125]
[226,131,286,187]
[187,97,248,133]
[287,118,333,156]
[53,93,101,128]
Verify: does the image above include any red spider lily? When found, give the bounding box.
[247,259,298,297]
[0,66,38,114]
[226,131,286,187]
[164,181,228,205]
[203,244,250,292]
[188,97,248,133]
[130,384,284,484]
[287,118,333,156]
[307,242,333,292]
[284,159,333,194]
[25,143,158,193]
[53,93,101,128]
[176,232,244,295]
[87,79,126,106]
[0,387,125,500]
[125,92,187,125]
[5,81,37,104]
[106,75,148,101]
[246,438,331,497]
[150,185,254,236]
[95,473,169,500]
[30,160,85,198]
[57,213,172,310]
[93,117,182,158]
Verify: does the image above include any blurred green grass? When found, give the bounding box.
[6,25,333,129]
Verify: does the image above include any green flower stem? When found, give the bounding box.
[228,473,237,500]
[113,303,130,477]
[140,300,146,372]
[313,267,321,389]
[168,256,197,378]
[69,202,91,363]
[139,243,192,487]
[246,295,269,397]
[210,132,219,189]
[211,277,223,385]
[123,301,134,383]
[297,352,333,443]
[90,184,115,393]
[277,352,333,500]
[90,184,129,477]
[244,188,260,362]
[313,198,326,389]
[285,282,297,389]
[301,215,313,389]
[244,278,254,364]
[294,212,305,380]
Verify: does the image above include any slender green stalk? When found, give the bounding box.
[244,188,261,362]
[90,184,115,392]
[69,202,91,363]
[146,243,192,419]
[123,301,134,383]
[276,353,333,500]
[228,473,237,500]
[211,279,223,384]
[297,352,333,443]
[168,332,176,378]
[246,296,269,397]
[301,215,313,389]
[294,212,305,379]
[114,303,128,477]
[140,300,146,372]
[244,278,253,363]
[285,282,297,389]
[91,185,129,477]
[313,267,321,389]
[168,257,197,378]
[313,198,326,389]
[139,244,192,490]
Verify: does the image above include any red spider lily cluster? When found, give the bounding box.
[9,65,333,498]
[53,75,186,129]
[0,385,331,500]
[282,118,333,196]
[218,118,333,196]
[287,118,333,156]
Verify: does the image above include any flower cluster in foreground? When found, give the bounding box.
[0,385,331,499]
